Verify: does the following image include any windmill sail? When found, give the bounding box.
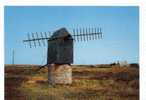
[23,27,103,48]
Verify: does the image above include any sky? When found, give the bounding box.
[5,6,139,65]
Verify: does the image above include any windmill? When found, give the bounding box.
[23,27,103,84]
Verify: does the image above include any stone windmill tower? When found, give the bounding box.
[23,27,102,84]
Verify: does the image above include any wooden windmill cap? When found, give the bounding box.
[51,28,73,39]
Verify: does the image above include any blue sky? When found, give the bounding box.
[5,6,139,65]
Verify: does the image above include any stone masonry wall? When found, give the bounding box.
[48,64,72,84]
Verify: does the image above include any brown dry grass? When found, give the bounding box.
[5,64,139,100]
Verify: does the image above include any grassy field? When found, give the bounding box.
[5,64,139,100]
